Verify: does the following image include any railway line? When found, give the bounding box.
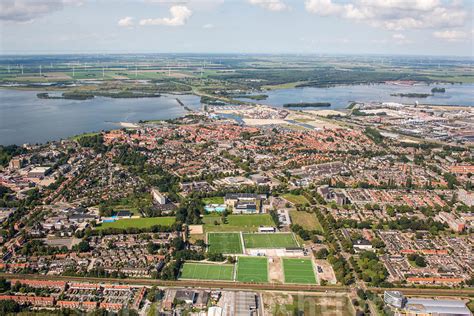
[2,273,473,298]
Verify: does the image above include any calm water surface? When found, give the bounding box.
[1,83,473,145]
[0,89,201,145]
[240,83,474,109]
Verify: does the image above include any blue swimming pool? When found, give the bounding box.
[205,205,227,213]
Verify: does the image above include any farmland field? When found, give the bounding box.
[236,257,268,283]
[243,233,299,249]
[283,258,317,284]
[95,217,175,230]
[204,214,274,232]
[180,262,234,281]
[207,232,243,254]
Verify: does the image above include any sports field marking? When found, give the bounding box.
[243,233,299,249]
[207,232,243,254]
[180,262,234,281]
[240,231,246,253]
[290,233,300,248]
[283,258,317,284]
[236,256,268,283]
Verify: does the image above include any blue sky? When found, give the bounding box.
[0,0,473,56]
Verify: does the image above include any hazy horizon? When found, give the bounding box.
[1,0,473,57]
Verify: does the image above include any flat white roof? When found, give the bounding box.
[406,298,471,315]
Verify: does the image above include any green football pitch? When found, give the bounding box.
[243,233,299,249]
[236,257,268,283]
[207,232,243,254]
[180,262,234,281]
[283,258,317,284]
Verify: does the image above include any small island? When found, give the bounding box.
[232,94,268,100]
[431,87,446,93]
[390,93,432,98]
[283,102,331,108]
[37,91,161,100]
[37,92,94,100]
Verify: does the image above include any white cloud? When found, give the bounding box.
[358,0,440,11]
[145,0,223,11]
[391,32,412,44]
[248,0,288,12]
[118,16,134,27]
[304,0,469,31]
[203,23,214,29]
[139,5,192,26]
[392,33,405,40]
[305,0,343,16]
[433,30,468,41]
[0,0,84,22]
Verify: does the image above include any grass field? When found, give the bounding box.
[94,193,152,216]
[202,196,224,204]
[70,132,100,141]
[95,217,175,230]
[236,257,268,283]
[243,233,299,249]
[204,214,274,232]
[282,194,310,205]
[294,118,314,123]
[207,232,243,254]
[118,71,167,80]
[180,262,234,281]
[467,300,474,314]
[283,258,317,284]
[261,81,308,90]
[289,211,323,232]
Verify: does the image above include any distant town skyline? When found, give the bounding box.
[0,0,473,56]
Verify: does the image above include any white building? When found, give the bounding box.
[384,291,406,309]
[28,166,51,178]
[258,226,276,233]
[151,188,166,205]
[353,239,373,252]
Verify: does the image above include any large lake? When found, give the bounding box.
[0,89,201,145]
[240,83,474,109]
[1,83,473,145]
